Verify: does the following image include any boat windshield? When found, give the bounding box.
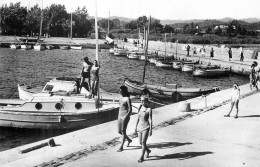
[43,85,54,91]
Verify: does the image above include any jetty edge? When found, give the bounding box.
[0,83,259,166]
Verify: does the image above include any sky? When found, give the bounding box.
[1,0,260,20]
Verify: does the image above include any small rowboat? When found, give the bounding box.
[46,45,54,50]
[33,43,45,51]
[155,60,172,68]
[193,68,230,77]
[123,78,219,102]
[114,48,127,56]
[10,44,20,49]
[70,45,82,50]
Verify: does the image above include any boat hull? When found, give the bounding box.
[124,78,219,102]
[21,44,32,50]
[70,46,82,50]
[0,105,118,129]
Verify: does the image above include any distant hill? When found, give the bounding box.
[241,18,260,23]
[109,16,133,22]
[161,19,204,25]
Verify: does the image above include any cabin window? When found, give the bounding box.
[43,85,54,91]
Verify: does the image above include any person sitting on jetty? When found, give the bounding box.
[224,83,240,118]
[135,96,153,163]
[79,57,93,94]
[90,60,99,98]
[117,85,132,152]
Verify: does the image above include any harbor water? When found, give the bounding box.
[0,47,248,152]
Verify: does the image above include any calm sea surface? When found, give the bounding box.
[0,47,248,152]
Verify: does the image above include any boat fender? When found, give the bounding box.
[75,102,82,109]
[55,103,63,110]
[35,102,42,110]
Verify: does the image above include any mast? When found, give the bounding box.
[164,33,166,60]
[142,16,151,84]
[38,0,43,41]
[95,0,100,104]
[70,10,72,39]
[108,11,110,35]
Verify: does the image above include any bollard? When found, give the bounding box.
[178,101,191,112]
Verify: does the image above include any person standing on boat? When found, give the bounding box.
[135,96,153,163]
[209,47,214,59]
[228,47,232,61]
[80,57,93,94]
[90,60,99,98]
[224,83,240,118]
[117,85,132,152]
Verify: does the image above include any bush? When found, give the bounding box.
[191,39,211,44]
[178,39,188,44]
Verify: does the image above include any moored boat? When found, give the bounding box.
[155,60,172,68]
[33,43,45,51]
[60,45,69,50]
[70,45,82,50]
[114,48,127,56]
[127,51,140,59]
[193,68,230,77]
[10,44,20,49]
[46,45,54,50]
[21,44,32,50]
[124,78,219,102]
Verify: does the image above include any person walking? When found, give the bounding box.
[201,46,206,58]
[209,47,214,59]
[79,57,93,93]
[228,47,232,61]
[186,44,190,56]
[117,85,132,152]
[135,96,153,163]
[250,62,258,90]
[224,83,240,118]
[90,60,99,98]
[240,47,244,62]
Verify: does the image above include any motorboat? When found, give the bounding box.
[124,78,219,102]
[0,77,120,129]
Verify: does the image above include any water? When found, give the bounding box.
[0,48,248,152]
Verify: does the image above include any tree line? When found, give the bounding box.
[1,2,259,39]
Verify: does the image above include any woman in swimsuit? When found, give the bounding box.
[90,60,99,98]
[117,85,132,152]
[135,96,153,163]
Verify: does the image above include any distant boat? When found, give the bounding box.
[33,43,45,51]
[193,68,230,77]
[10,44,20,49]
[46,45,54,50]
[60,45,69,50]
[114,48,127,56]
[21,44,32,50]
[70,45,82,50]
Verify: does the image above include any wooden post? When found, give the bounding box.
[142,16,151,84]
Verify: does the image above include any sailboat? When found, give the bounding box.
[0,1,119,129]
[155,33,173,68]
[33,0,45,51]
[123,17,219,102]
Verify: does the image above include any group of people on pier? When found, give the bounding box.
[79,56,99,98]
